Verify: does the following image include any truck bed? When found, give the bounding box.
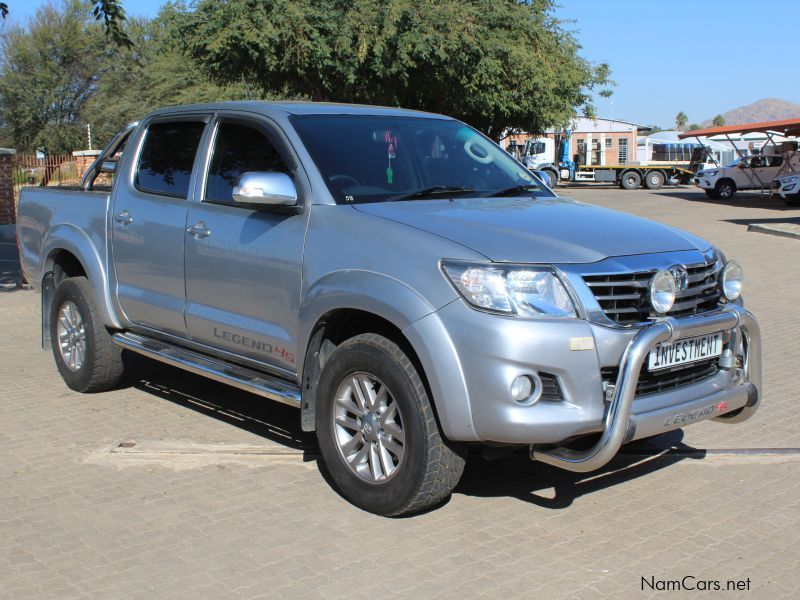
[16,186,112,288]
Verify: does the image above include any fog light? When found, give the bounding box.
[511,374,542,404]
[649,269,676,314]
[721,260,743,301]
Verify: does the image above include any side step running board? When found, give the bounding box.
[112,332,301,408]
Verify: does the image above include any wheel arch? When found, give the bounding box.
[41,225,123,330]
[298,271,476,441]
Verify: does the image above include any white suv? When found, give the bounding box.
[694,154,800,199]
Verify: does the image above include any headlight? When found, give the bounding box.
[781,176,798,185]
[703,170,719,177]
[441,261,576,317]
[721,260,743,300]
[649,269,676,314]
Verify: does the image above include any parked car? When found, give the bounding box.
[17,102,761,516]
[694,154,800,199]
[772,172,800,207]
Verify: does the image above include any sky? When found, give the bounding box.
[3,0,799,128]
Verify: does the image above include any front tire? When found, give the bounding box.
[715,179,736,199]
[50,276,124,392]
[705,189,719,198]
[315,333,465,516]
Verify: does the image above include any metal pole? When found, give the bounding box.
[87,123,92,151]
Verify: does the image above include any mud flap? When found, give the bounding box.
[41,272,55,350]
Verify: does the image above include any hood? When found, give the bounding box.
[353,196,710,264]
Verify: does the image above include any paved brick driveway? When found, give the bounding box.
[1,187,798,598]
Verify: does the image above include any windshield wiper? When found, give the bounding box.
[387,186,476,201]
[490,184,543,197]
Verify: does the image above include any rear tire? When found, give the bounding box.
[644,170,665,190]
[619,170,641,190]
[315,333,465,516]
[543,169,558,187]
[715,179,736,199]
[50,276,124,392]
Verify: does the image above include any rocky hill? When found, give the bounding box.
[701,98,800,126]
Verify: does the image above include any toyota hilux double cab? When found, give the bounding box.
[695,153,800,199]
[17,102,761,516]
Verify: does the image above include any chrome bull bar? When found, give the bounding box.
[531,305,761,473]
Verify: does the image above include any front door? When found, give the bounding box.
[183,116,307,375]
[112,117,209,337]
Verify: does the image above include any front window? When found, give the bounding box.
[291,115,554,204]
[725,157,743,168]
[205,122,289,204]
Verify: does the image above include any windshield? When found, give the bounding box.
[291,114,554,204]
[725,157,743,168]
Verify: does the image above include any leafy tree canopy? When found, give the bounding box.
[712,114,726,127]
[178,0,612,139]
[1,0,131,46]
[675,111,688,131]
[0,1,249,152]
[0,1,110,151]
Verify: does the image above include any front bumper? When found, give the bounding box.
[775,183,799,199]
[694,177,715,190]
[531,305,760,472]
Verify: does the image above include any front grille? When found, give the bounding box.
[583,262,721,324]
[602,359,719,397]
[539,373,564,402]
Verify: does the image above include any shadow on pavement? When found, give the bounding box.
[0,239,22,292]
[127,355,705,510]
[455,430,704,510]
[653,190,795,211]
[724,216,800,227]
[127,353,317,453]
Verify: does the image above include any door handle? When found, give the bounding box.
[187,221,211,239]
[115,211,133,225]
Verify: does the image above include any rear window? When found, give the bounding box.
[136,121,206,198]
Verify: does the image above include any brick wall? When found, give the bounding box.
[72,150,102,182]
[0,149,17,226]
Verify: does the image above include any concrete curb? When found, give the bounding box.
[747,222,800,240]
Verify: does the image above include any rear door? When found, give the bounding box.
[183,114,308,374]
[112,115,211,336]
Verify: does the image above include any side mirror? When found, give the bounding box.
[99,160,117,174]
[232,172,297,207]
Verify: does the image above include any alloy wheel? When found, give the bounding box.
[332,372,405,483]
[56,300,86,371]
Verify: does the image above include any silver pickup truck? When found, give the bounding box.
[17,102,761,516]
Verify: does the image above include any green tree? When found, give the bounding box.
[177,0,613,139]
[0,2,250,151]
[1,0,131,46]
[688,123,701,131]
[675,111,688,130]
[0,1,110,152]
[712,114,726,127]
[82,3,255,146]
